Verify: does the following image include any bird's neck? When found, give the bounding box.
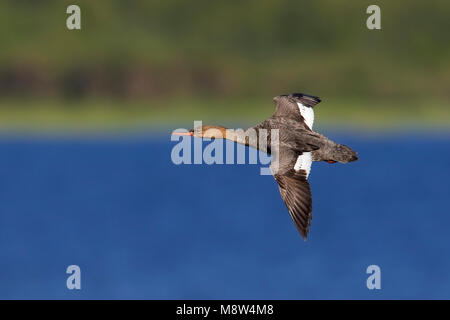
[201,125,254,147]
[225,129,253,147]
[223,127,263,150]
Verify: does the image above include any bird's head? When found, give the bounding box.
[173,125,228,139]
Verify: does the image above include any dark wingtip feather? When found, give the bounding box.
[291,92,320,99]
[290,93,321,108]
[301,231,308,241]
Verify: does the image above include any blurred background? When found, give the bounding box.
[0,0,449,299]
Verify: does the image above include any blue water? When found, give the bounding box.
[0,131,449,299]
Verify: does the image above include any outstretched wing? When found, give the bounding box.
[273,93,321,130]
[274,169,312,240]
[271,146,314,240]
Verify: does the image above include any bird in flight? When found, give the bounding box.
[173,93,358,239]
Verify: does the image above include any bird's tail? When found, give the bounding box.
[308,132,358,163]
[331,144,358,163]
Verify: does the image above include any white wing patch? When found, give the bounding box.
[297,102,314,129]
[294,152,312,178]
[295,103,314,178]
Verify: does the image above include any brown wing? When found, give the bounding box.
[273,93,321,122]
[274,169,312,240]
[271,145,313,240]
[291,93,321,108]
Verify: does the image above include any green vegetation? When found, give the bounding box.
[0,98,448,133]
[0,1,449,131]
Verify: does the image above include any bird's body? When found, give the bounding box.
[174,93,358,239]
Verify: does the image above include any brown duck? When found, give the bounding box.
[174,93,358,239]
